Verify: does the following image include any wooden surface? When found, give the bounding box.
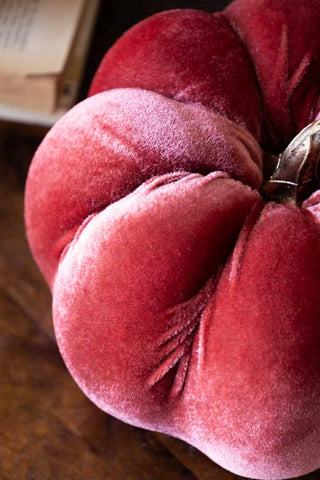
[1,1,320,478]
[1,115,320,480]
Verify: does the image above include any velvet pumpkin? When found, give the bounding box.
[25,0,320,478]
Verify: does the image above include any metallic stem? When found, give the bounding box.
[260,119,320,206]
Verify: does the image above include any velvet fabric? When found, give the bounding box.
[225,0,320,151]
[25,0,320,478]
[88,9,263,140]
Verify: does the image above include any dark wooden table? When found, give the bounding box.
[1,1,320,479]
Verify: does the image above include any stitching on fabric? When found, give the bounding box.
[147,272,223,398]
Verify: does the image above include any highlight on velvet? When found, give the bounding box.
[24,0,320,479]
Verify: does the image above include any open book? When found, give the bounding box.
[0,0,99,126]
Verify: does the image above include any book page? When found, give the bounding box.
[0,0,85,75]
[59,0,99,109]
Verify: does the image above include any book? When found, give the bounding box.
[0,0,100,126]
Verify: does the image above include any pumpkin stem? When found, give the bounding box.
[260,119,320,206]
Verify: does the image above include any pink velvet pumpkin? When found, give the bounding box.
[25,0,320,478]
